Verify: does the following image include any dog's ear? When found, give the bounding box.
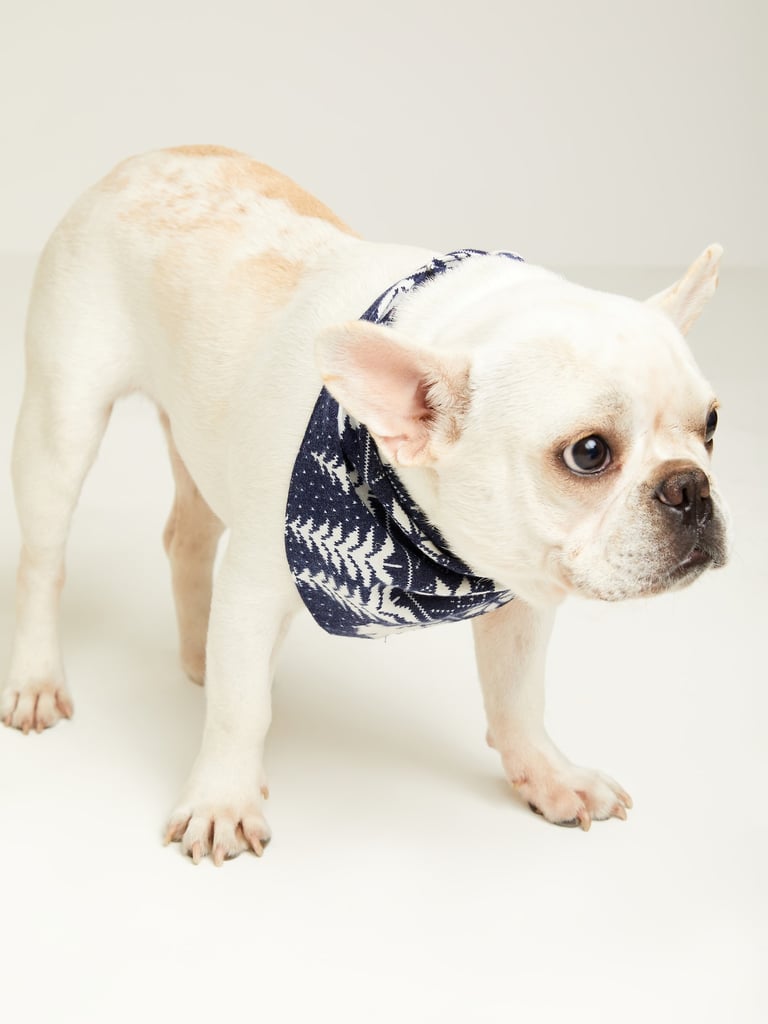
[647,244,722,336]
[316,321,471,466]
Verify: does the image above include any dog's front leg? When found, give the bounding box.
[472,599,632,830]
[164,535,294,864]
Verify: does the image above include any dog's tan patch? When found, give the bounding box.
[173,146,357,234]
[99,157,136,194]
[116,147,357,239]
[169,144,243,159]
[216,155,357,236]
[232,251,306,307]
[121,184,241,236]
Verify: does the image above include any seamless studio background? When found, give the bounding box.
[0,3,765,1023]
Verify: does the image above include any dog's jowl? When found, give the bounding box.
[1,147,728,864]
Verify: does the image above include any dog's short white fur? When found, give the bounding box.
[2,146,728,864]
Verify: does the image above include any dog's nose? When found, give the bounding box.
[655,467,712,530]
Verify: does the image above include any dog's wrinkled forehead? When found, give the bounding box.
[469,285,713,433]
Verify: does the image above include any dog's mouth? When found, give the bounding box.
[655,535,728,593]
[563,535,728,602]
[616,546,712,599]
[552,506,730,603]
[669,545,711,580]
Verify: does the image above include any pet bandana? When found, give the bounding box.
[285,249,523,638]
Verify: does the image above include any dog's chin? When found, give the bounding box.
[564,543,726,603]
[644,546,714,596]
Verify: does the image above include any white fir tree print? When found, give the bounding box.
[295,568,421,633]
[310,450,351,495]
[287,517,398,589]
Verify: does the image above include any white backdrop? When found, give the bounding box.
[1,0,764,265]
[0,4,765,1023]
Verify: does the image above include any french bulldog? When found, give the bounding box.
[1,146,728,864]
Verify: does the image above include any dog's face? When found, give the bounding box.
[318,247,729,606]
[438,287,728,604]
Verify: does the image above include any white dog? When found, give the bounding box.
[1,146,728,864]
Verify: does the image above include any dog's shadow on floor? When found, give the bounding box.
[267,662,519,815]
[0,566,520,819]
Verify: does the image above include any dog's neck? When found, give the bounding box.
[359,250,528,546]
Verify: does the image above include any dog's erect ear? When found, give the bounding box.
[647,244,722,336]
[316,321,471,466]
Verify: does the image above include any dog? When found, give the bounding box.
[1,145,728,864]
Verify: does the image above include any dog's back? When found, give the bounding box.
[27,146,432,512]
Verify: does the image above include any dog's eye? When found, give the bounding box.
[562,435,612,475]
[705,407,718,446]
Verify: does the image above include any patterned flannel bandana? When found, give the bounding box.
[284,249,523,638]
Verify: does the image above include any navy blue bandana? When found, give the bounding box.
[284,249,523,638]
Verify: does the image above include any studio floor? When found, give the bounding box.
[0,253,764,1023]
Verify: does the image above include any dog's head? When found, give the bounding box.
[317,246,729,606]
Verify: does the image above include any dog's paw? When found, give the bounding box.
[164,784,272,865]
[499,745,632,831]
[1,680,74,733]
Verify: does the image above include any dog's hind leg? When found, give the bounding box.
[2,242,133,732]
[2,378,117,732]
[159,412,225,686]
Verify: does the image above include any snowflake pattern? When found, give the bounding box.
[284,250,522,639]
